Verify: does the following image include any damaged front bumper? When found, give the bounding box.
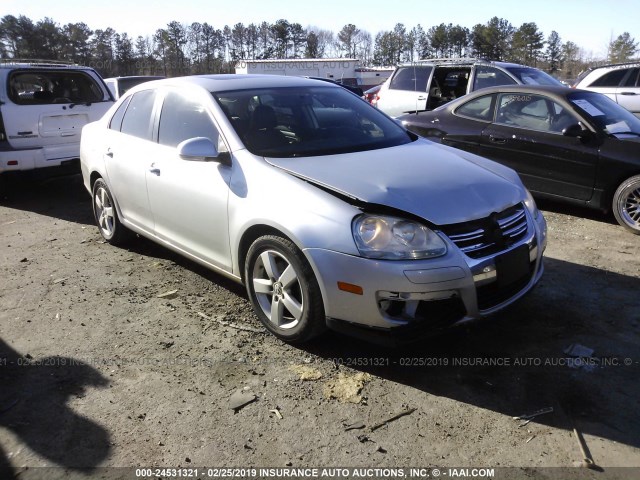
[305,209,547,345]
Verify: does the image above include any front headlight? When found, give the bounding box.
[524,189,539,220]
[352,214,447,260]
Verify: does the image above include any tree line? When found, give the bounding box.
[1,14,637,81]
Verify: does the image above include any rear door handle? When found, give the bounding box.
[620,91,638,96]
[105,150,113,158]
[149,163,160,176]
[489,135,507,144]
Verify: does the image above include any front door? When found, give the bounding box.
[145,89,233,271]
[479,92,599,201]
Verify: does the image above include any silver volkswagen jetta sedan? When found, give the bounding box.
[80,75,547,344]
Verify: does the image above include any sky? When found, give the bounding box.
[2,0,639,59]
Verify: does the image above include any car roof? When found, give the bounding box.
[104,75,165,81]
[0,60,94,70]
[397,58,531,69]
[584,61,640,72]
[135,74,340,93]
[462,84,572,97]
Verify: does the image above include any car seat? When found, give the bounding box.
[246,105,289,151]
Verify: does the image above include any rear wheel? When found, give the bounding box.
[245,235,326,342]
[612,175,640,235]
[92,178,131,245]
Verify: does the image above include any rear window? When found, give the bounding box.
[120,90,156,140]
[8,69,106,105]
[456,94,495,121]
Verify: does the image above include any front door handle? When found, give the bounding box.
[149,168,161,176]
[489,135,507,144]
[620,91,638,96]
[105,150,113,158]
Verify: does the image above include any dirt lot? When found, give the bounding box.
[0,174,639,479]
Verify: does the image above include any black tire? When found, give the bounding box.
[91,178,131,245]
[612,175,640,235]
[245,235,326,343]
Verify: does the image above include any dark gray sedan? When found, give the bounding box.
[399,85,640,234]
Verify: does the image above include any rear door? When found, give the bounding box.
[615,67,640,116]
[438,93,496,154]
[104,89,157,233]
[3,69,112,152]
[377,65,432,117]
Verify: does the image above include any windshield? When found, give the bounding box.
[568,91,640,135]
[213,86,413,157]
[506,67,563,86]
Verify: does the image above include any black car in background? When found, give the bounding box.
[398,85,640,234]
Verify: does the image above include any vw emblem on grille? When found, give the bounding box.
[485,212,506,248]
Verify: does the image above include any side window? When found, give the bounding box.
[590,69,629,87]
[120,90,156,140]
[108,96,132,131]
[389,66,432,92]
[158,90,219,148]
[623,68,640,87]
[455,95,495,121]
[473,67,517,91]
[495,94,575,133]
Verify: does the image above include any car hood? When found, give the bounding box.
[265,140,524,225]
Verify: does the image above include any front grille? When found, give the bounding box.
[381,297,468,336]
[476,260,536,310]
[414,297,468,329]
[440,203,529,259]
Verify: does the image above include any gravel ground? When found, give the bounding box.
[0,174,639,480]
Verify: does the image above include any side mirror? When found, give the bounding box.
[562,123,592,140]
[177,137,230,165]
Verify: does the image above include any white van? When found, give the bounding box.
[0,60,114,185]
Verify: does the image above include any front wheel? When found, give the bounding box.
[92,178,131,245]
[612,175,640,235]
[245,235,326,342]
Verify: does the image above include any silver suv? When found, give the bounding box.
[376,58,563,117]
[573,62,640,118]
[0,60,113,187]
